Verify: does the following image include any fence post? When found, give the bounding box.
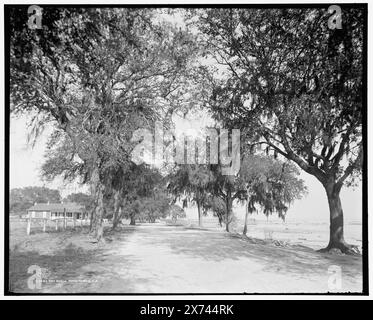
[63,209,67,230]
[27,211,31,235]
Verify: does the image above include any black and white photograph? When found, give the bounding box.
[3,2,368,296]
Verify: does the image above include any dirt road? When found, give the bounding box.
[10,222,363,293]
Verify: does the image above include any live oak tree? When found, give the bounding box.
[168,204,186,223]
[206,154,306,233]
[208,164,245,232]
[197,8,364,253]
[41,134,170,229]
[239,155,307,236]
[138,190,171,223]
[118,164,167,226]
[203,195,226,227]
[10,8,197,240]
[166,138,305,233]
[167,164,213,227]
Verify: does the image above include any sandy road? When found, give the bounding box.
[39,223,362,293]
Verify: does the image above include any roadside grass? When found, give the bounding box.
[8,221,136,293]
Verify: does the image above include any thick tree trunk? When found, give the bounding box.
[90,165,105,242]
[112,207,122,230]
[94,187,104,241]
[130,214,136,225]
[321,182,356,254]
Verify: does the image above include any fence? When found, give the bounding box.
[26,214,90,235]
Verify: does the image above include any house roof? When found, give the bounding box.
[27,203,84,213]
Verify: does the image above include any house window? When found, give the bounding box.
[35,212,43,218]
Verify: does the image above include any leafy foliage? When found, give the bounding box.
[10,186,61,214]
[196,8,363,189]
[167,164,214,225]
[10,7,198,238]
[240,155,307,220]
[63,192,94,212]
[194,7,364,250]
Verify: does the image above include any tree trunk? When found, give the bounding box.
[217,214,223,227]
[197,201,202,227]
[112,190,121,230]
[89,207,95,232]
[243,200,249,236]
[95,188,104,241]
[225,196,233,232]
[321,182,355,254]
[90,165,105,242]
[130,214,136,225]
[112,206,122,229]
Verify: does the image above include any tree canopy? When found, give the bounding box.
[9,7,364,253]
[195,7,364,252]
[10,186,61,214]
[11,7,199,240]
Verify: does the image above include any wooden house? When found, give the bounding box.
[26,202,88,235]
